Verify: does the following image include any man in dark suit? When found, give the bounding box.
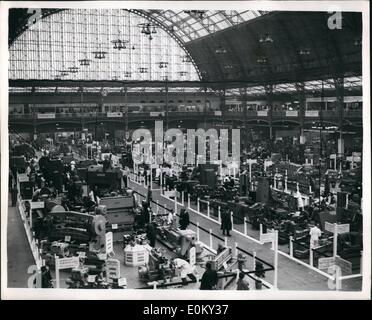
[221,209,232,236]
[200,262,218,290]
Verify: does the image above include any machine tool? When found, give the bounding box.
[138,248,175,282]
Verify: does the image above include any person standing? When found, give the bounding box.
[146,222,157,247]
[236,272,250,290]
[179,208,190,230]
[309,223,322,247]
[10,186,18,207]
[221,209,232,236]
[173,258,197,284]
[200,262,218,290]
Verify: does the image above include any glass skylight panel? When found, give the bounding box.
[9,9,200,81]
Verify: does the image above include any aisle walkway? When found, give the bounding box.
[128,179,363,291]
[7,194,35,288]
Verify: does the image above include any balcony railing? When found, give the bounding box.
[9,109,362,121]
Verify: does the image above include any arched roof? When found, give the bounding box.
[8,8,362,90]
[9,9,201,81]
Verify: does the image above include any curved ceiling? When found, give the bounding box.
[9,9,200,82]
[8,8,362,89]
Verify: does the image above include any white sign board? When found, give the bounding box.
[56,256,80,270]
[214,111,222,116]
[318,256,352,275]
[335,256,352,275]
[150,112,164,117]
[111,224,118,230]
[260,232,275,243]
[87,275,97,283]
[318,257,336,270]
[164,190,176,198]
[106,259,120,279]
[305,110,319,117]
[257,110,268,117]
[337,224,350,234]
[31,201,44,209]
[107,112,123,118]
[18,173,29,183]
[325,222,335,233]
[64,235,71,242]
[189,247,196,266]
[105,232,114,254]
[286,111,298,117]
[325,222,350,234]
[118,277,127,287]
[37,113,56,119]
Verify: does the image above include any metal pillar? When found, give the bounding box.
[265,84,274,140]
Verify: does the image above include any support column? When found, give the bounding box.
[203,86,208,129]
[265,84,274,140]
[165,77,169,131]
[296,82,306,144]
[220,88,226,126]
[334,77,345,158]
[240,86,248,152]
[124,85,129,143]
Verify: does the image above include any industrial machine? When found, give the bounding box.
[157,227,201,259]
[138,248,175,282]
[100,195,135,232]
[86,165,122,189]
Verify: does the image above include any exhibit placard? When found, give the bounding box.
[31,201,44,209]
[305,110,319,117]
[107,112,123,118]
[325,222,335,233]
[37,113,55,119]
[286,111,298,117]
[164,190,176,198]
[318,257,336,270]
[189,247,196,266]
[56,256,79,270]
[325,222,350,234]
[337,224,350,234]
[118,277,127,287]
[18,173,29,182]
[318,256,352,275]
[112,224,118,230]
[105,232,114,254]
[260,232,275,243]
[106,259,120,279]
[257,110,268,117]
[335,256,352,275]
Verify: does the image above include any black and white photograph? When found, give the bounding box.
[1,1,370,300]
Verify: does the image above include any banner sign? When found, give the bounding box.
[305,110,319,117]
[106,259,120,279]
[37,113,56,119]
[56,256,79,270]
[31,201,44,209]
[105,232,114,254]
[107,112,123,118]
[318,256,352,275]
[257,111,268,117]
[260,231,275,243]
[325,222,350,234]
[286,111,298,117]
[18,173,29,182]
